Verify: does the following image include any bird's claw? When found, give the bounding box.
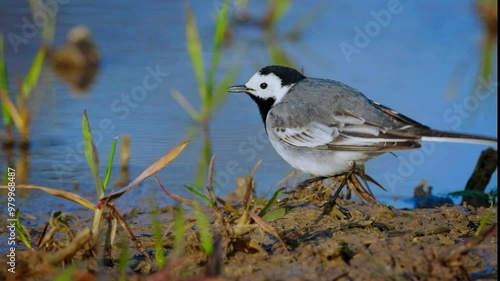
[320,201,352,220]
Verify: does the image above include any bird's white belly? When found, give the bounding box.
[269,137,372,176]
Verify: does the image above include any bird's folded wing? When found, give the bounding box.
[369,100,430,129]
[268,104,421,152]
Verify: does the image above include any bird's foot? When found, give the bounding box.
[320,199,351,219]
[314,202,351,223]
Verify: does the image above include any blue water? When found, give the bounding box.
[0,0,497,218]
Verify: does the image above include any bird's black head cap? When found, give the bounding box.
[259,65,306,86]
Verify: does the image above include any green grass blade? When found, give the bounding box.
[236,0,249,10]
[82,110,103,198]
[258,187,285,217]
[488,188,497,203]
[173,206,185,252]
[480,41,494,82]
[21,47,46,97]
[194,136,211,188]
[474,188,496,236]
[42,18,57,46]
[448,190,490,199]
[0,88,22,131]
[213,0,229,53]
[0,33,12,126]
[185,6,208,104]
[151,213,165,268]
[275,0,291,21]
[52,266,77,281]
[261,206,292,222]
[171,89,201,121]
[185,185,213,207]
[100,141,189,204]
[116,238,131,281]
[206,155,217,205]
[475,204,494,236]
[270,0,291,24]
[15,209,32,249]
[213,67,239,109]
[207,0,229,94]
[0,34,7,94]
[28,0,57,45]
[42,9,57,45]
[193,200,213,255]
[102,135,118,191]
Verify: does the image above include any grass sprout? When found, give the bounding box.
[151,212,166,268]
[192,199,214,255]
[0,0,56,147]
[173,0,238,188]
[15,208,32,249]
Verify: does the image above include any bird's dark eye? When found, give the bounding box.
[260,83,268,89]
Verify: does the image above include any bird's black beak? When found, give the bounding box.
[228,84,253,93]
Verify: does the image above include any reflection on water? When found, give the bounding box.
[47,25,100,93]
[0,0,497,217]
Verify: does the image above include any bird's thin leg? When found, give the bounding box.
[321,162,357,218]
[296,176,329,189]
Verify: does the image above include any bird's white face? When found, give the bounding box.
[244,72,292,103]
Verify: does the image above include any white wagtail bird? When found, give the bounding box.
[228,65,497,216]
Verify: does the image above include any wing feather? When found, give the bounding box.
[268,104,423,152]
[265,81,434,152]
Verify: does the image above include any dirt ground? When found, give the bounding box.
[220,203,497,281]
[1,183,497,281]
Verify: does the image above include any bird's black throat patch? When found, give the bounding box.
[259,65,306,86]
[248,94,275,126]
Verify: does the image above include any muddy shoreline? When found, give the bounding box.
[1,195,497,281]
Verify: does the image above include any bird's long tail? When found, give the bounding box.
[419,129,497,146]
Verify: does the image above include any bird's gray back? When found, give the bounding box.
[272,78,407,129]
